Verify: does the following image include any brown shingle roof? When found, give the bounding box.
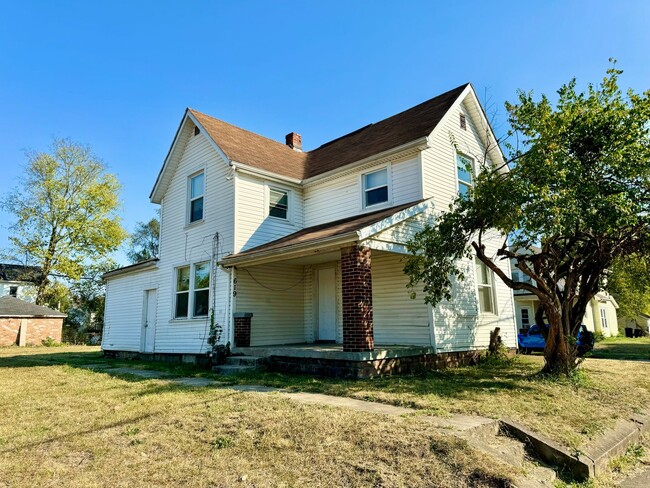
[190,109,308,180]
[222,200,423,264]
[0,296,66,318]
[191,83,469,180]
[0,263,43,283]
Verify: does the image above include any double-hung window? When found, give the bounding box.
[188,172,204,223]
[475,258,496,314]
[457,154,473,196]
[269,188,289,219]
[363,168,389,207]
[175,261,210,319]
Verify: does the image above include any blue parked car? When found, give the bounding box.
[518,324,595,356]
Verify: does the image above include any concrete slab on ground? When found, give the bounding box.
[619,468,650,487]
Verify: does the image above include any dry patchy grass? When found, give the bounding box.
[237,355,650,450]
[0,346,511,488]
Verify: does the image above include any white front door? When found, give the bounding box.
[141,289,157,353]
[317,268,337,341]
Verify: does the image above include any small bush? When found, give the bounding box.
[41,337,63,347]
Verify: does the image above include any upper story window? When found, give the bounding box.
[363,168,389,207]
[175,261,210,319]
[9,286,18,297]
[188,171,204,224]
[475,258,496,314]
[269,188,289,220]
[457,154,474,196]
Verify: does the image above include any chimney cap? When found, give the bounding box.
[285,132,302,151]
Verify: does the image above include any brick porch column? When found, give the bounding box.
[233,312,253,347]
[341,245,374,352]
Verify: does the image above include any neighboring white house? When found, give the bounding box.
[0,264,40,303]
[510,265,620,337]
[102,84,518,374]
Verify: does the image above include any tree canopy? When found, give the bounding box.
[405,63,650,375]
[1,138,127,304]
[127,212,160,264]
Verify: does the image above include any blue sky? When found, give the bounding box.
[1,1,648,265]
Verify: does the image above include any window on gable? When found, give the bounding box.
[475,258,496,314]
[174,262,210,319]
[457,154,473,196]
[189,172,204,223]
[460,113,467,130]
[269,188,289,219]
[363,168,389,207]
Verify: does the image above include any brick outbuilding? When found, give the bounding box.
[0,296,66,346]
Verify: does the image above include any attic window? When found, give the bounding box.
[460,113,467,130]
[194,126,201,136]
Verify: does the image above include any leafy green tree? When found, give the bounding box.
[607,256,650,320]
[127,212,160,263]
[1,138,127,304]
[405,64,650,375]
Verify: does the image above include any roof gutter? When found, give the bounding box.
[220,233,358,267]
[102,258,159,280]
[230,161,303,186]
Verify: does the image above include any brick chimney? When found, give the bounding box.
[285,132,302,151]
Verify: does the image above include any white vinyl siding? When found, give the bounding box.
[304,156,421,227]
[422,99,491,208]
[372,252,431,346]
[235,173,303,252]
[153,129,234,353]
[102,268,159,352]
[433,232,516,352]
[235,263,306,346]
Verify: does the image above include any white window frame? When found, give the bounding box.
[475,257,497,315]
[266,185,292,222]
[520,308,530,327]
[173,261,211,320]
[361,165,391,209]
[600,307,609,328]
[456,153,474,196]
[187,170,205,225]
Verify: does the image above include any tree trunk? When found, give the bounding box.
[541,305,578,375]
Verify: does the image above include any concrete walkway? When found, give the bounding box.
[88,365,470,419]
[619,468,650,488]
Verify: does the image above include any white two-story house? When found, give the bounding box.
[102,84,517,376]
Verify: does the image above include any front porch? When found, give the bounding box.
[234,343,479,379]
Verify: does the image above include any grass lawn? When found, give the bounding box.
[590,336,650,361]
[0,346,511,488]
[235,355,650,451]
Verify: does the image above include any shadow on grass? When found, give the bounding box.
[0,349,213,378]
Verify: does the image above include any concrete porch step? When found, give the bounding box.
[212,364,258,375]
[225,355,267,366]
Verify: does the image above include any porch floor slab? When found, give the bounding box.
[234,343,434,361]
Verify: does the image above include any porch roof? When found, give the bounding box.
[221,199,431,266]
